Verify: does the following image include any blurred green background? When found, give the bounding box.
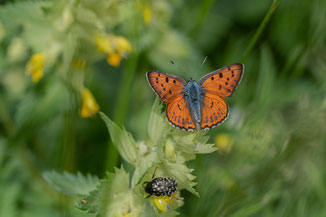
[0,0,326,216]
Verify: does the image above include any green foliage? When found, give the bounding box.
[161,157,198,196]
[42,171,100,196]
[1,0,326,216]
[97,168,144,217]
[0,138,84,217]
[75,189,99,214]
[147,98,170,146]
[76,167,146,217]
[100,112,139,165]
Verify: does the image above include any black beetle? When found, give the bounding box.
[143,168,177,198]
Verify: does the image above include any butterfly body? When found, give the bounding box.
[146,63,244,131]
[183,80,205,127]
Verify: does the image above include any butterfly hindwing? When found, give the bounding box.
[166,95,196,131]
[146,63,244,131]
[146,71,187,103]
[201,93,229,129]
[199,63,244,97]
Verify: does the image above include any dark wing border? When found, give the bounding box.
[200,95,229,130]
[166,109,197,132]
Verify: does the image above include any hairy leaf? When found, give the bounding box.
[172,130,217,161]
[131,150,159,188]
[75,189,99,214]
[43,171,100,196]
[162,156,198,196]
[100,112,139,165]
[148,98,171,146]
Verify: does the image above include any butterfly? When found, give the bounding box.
[146,63,244,131]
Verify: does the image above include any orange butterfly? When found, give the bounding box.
[146,63,244,131]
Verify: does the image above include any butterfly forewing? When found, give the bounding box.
[201,93,228,129]
[146,71,187,103]
[146,63,244,131]
[166,95,196,131]
[199,63,244,97]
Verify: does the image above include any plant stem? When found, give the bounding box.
[105,55,139,172]
[0,96,14,136]
[241,0,280,62]
[61,110,77,171]
[191,0,217,38]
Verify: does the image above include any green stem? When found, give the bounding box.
[61,110,77,171]
[105,55,139,172]
[0,95,14,136]
[191,0,217,37]
[241,0,280,62]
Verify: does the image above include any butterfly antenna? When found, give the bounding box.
[170,60,191,80]
[200,56,208,68]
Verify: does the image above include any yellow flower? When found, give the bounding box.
[142,4,152,24]
[80,88,100,118]
[136,2,152,24]
[113,36,132,54]
[107,53,123,67]
[153,196,174,212]
[153,193,183,212]
[95,34,113,53]
[25,53,46,82]
[215,134,234,154]
[72,58,86,70]
[95,34,132,67]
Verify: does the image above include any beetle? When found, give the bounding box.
[143,168,177,198]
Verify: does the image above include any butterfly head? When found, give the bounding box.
[184,81,204,100]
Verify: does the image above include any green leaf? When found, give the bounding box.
[75,189,99,214]
[256,45,276,108]
[90,167,145,217]
[75,168,131,215]
[14,81,70,135]
[172,129,197,146]
[98,167,131,215]
[172,130,217,160]
[148,98,171,146]
[99,112,139,165]
[0,1,53,50]
[43,171,100,196]
[193,131,217,154]
[131,150,159,188]
[0,183,21,217]
[162,156,198,196]
[0,1,52,29]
